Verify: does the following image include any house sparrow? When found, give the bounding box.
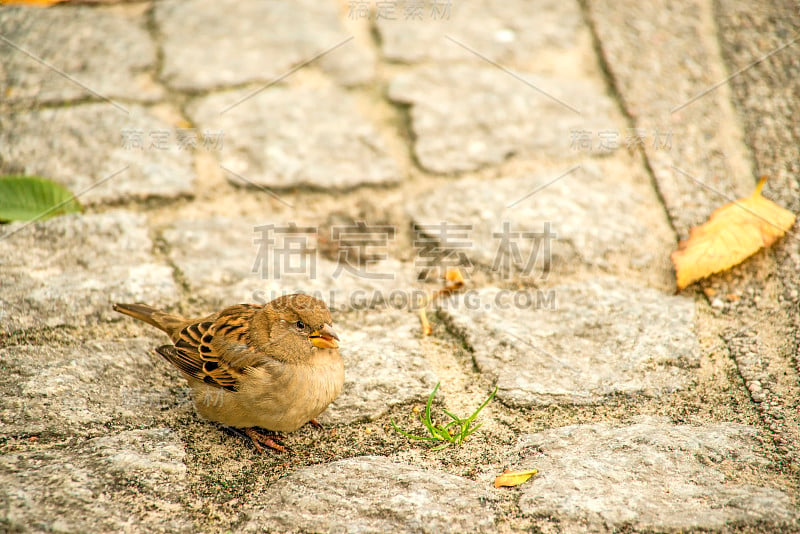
[113,294,343,452]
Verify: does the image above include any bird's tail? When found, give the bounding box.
[113,303,182,337]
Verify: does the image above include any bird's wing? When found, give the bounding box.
[155,304,263,391]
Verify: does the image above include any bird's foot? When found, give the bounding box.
[243,427,287,453]
[308,418,323,429]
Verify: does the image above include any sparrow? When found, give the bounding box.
[113,294,344,453]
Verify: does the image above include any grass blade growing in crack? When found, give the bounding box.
[391,382,497,450]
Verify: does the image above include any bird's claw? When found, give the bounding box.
[243,427,288,453]
[308,418,323,429]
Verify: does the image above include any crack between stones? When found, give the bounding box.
[432,308,484,377]
[362,12,439,179]
[721,331,800,474]
[389,100,426,174]
[143,2,166,95]
[150,226,193,314]
[576,0,678,242]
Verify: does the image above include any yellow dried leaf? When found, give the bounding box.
[494,468,538,488]
[671,177,795,290]
[0,0,66,5]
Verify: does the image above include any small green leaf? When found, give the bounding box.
[442,408,461,422]
[390,418,435,441]
[0,175,82,222]
[464,386,497,426]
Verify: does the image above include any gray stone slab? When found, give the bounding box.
[0,339,183,437]
[388,64,620,173]
[0,104,195,205]
[160,216,262,305]
[88,429,187,496]
[715,1,800,214]
[513,417,799,531]
[241,455,498,533]
[377,0,582,63]
[319,310,438,425]
[0,212,180,333]
[439,278,699,406]
[407,164,662,272]
[0,6,162,105]
[156,0,374,90]
[161,216,416,310]
[587,0,756,238]
[1,428,190,533]
[186,86,398,190]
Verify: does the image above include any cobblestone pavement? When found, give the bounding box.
[1,1,799,532]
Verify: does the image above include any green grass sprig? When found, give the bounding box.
[391,382,497,451]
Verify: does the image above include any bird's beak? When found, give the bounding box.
[310,324,340,349]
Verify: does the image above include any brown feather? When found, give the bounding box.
[113,302,187,340]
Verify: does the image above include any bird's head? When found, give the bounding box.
[252,294,340,362]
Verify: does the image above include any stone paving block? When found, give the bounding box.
[0,104,195,205]
[186,86,398,190]
[0,339,183,437]
[160,216,262,305]
[0,428,190,533]
[241,455,498,533]
[0,212,180,333]
[377,0,582,63]
[439,278,699,406]
[715,0,800,213]
[587,0,756,238]
[156,0,374,90]
[513,417,799,531]
[88,429,187,496]
[388,64,620,173]
[407,164,664,272]
[0,6,162,105]
[319,310,438,425]
[162,216,416,310]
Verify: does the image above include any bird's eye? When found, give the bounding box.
[295,320,306,330]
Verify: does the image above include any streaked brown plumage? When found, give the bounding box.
[113,294,344,452]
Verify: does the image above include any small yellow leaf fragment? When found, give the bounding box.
[671,176,796,290]
[444,267,465,289]
[494,468,538,488]
[418,306,433,336]
[417,267,466,336]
